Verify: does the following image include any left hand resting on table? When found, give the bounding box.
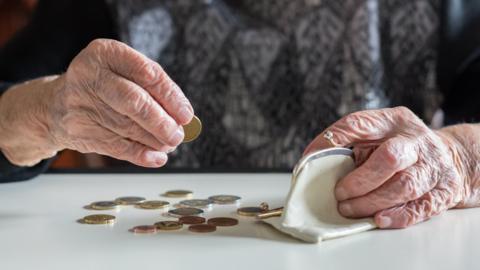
[304,106,477,229]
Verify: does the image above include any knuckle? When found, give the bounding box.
[340,112,363,130]
[393,106,411,116]
[396,173,422,199]
[156,114,175,135]
[86,39,112,54]
[159,81,184,103]
[109,139,131,157]
[124,123,141,139]
[133,58,157,83]
[380,141,402,168]
[124,90,152,119]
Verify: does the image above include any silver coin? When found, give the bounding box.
[168,207,204,217]
[178,199,213,209]
[208,195,241,205]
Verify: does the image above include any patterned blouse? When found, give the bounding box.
[106,0,441,170]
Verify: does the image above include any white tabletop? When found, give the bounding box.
[0,173,477,270]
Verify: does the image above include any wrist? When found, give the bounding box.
[437,125,479,207]
[0,76,63,166]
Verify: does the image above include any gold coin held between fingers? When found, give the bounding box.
[182,115,202,143]
[82,214,116,225]
[115,196,146,205]
[138,200,170,210]
[163,190,193,198]
[155,221,183,231]
[89,201,119,210]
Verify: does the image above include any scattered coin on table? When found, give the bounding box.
[237,207,266,217]
[82,214,116,225]
[208,195,241,205]
[179,216,206,225]
[89,201,119,210]
[207,217,239,227]
[168,207,204,217]
[188,224,216,233]
[163,190,193,198]
[137,200,170,210]
[155,221,183,231]
[79,193,277,237]
[178,199,213,209]
[182,115,202,143]
[131,225,157,234]
[114,196,146,205]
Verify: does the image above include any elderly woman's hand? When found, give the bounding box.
[304,107,471,229]
[0,39,193,167]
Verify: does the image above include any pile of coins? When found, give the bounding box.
[78,190,263,234]
[130,216,240,234]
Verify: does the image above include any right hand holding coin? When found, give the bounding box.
[0,39,194,167]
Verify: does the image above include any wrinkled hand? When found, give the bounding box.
[0,39,193,167]
[304,107,467,228]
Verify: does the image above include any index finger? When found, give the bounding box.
[303,107,411,156]
[89,39,194,125]
[335,137,418,201]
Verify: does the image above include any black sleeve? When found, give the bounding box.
[0,0,117,183]
[438,0,480,125]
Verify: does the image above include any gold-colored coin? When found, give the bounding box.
[114,196,146,205]
[168,207,204,217]
[182,115,202,143]
[155,221,183,231]
[163,190,193,198]
[82,214,116,225]
[89,201,119,210]
[137,200,170,210]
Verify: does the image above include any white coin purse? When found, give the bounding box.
[263,148,377,243]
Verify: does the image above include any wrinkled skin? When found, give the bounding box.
[304,107,479,229]
[0,39,193,167]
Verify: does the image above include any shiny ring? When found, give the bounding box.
[323,130,337,147]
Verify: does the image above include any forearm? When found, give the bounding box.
[0,76,61,167]
[439,124,480,207]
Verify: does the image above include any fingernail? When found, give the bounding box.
[376,215,392,228]
[336,187,348,201]
[145,151,167,166]
[180,106,194,121]
[339,202,353,216]
[166,147,177,154]
[168,129,184,145]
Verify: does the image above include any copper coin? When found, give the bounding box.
[131,225,157,234]
[188,224,216,233]
[179,216,206,225]
[207,217,239,227]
